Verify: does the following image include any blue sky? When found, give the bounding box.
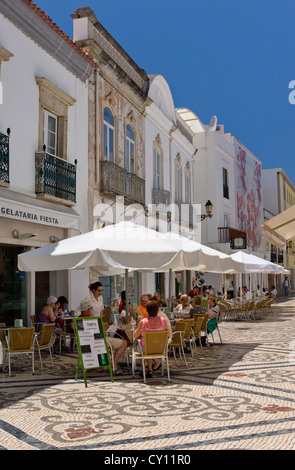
[36,0,295,183]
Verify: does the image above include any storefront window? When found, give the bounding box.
[0,246,27,325]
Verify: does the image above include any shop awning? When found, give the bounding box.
[263,205,295,246]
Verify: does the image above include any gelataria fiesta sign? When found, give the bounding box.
[0,199,79,229]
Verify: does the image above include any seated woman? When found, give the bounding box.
[133,300,169,378]
[175,294,192,319]
[38,296,59,325]
[119,300,133,324]
[190,295,205,315]
[207,294,220,319]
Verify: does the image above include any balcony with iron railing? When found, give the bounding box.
[0,128,10,186]
[35,148,77,205]
[152,187,170,207]
[100,160,145,206]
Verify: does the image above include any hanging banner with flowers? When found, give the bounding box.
[235,144,263,251]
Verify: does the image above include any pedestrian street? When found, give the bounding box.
[1,295,295,451]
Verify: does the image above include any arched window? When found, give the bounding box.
[153,147,162,189]
[153,135,163,190]
[175,156,182,203]
[185,163,191,204]
[126,124,135,173]
[103,107,114,162]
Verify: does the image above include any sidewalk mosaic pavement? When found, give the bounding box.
[1,295,295,451]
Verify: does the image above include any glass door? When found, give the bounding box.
[0,245,27,325]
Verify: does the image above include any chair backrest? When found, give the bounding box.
[193,316,205,335]
[198,313,209,331]
[0,323,6,345]
[30,315,36,326]
[9,327,35,351]
[181,319,194,339]
[38,323,55,347]
[170,330,183,346]
[102,307,111,324]
[174,321,186,332]
[143,330,169,355]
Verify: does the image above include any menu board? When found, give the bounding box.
[74,317,113,387]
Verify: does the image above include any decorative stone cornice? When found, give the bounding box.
[35,77,76,108]
[0,45,14,63]
[0,0,96,82]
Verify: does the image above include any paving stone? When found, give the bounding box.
[1,294,295,450]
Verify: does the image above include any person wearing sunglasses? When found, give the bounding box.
[85,281,104,316]
[175,294,192,319]
[134,294,149,321]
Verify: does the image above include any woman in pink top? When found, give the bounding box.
[134,300,168,378]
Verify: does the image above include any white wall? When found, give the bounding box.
[193,130,236,246]
[262,168,279,215]
[0,14,90,312]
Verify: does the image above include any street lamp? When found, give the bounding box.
[199,200,213,221]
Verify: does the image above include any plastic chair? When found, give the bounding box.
[132,330,170,383]
[35,323,55,370]
[168,322,187,367]
[4,327,35,376]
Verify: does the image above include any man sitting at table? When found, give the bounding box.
[79,299,127,375]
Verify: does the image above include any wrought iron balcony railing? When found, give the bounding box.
[35,151,77,204]
[152,187,170,207]
[126,172,145,205]
[100,160,145,206]
[0,129,10,185]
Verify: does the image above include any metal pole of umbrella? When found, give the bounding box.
[125,268,129,323]
[169,269,172,312]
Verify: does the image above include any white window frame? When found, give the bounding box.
[103,107,114,162]
[126,124,135,174]
[175,157,182,203]
[153,147,162,189]
[43,109,58,156]
[185,164,191,204]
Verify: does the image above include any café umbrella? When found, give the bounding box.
[18,221,238,320]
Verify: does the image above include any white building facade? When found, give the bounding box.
[178,108,266,296]
[0,0,95,324]
[144,76,196,299]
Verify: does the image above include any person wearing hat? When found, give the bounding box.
[38,295,60,325]
[78,299,93,318]
[78,298,127,375]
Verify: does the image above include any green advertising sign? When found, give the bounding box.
[74,316,113,387]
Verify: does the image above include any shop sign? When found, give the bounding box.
[0,197,79,229]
